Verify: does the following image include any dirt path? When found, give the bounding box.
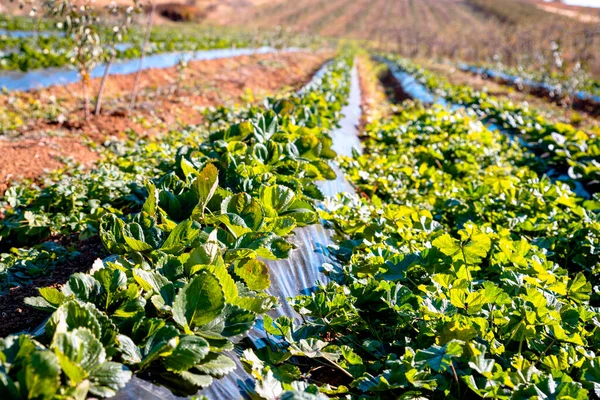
[0,51,331,193]
[536,4,600,23]
[357,56,391,129]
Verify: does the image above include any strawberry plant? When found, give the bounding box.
[0,57,350,294]
[0,56,355,397]
[383,55,600,196]
[245,74,600,398]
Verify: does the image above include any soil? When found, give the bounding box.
[532,1,600,23]
[0,136,99,192]
[0,51,331,193]
[0,235,107,337]
[356,56,390,130]
[379,68,412,105]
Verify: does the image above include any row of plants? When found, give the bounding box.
[384,55,600,196]
[0,8,267,118]
[0,56,354,398]
[461,61,600,99]
[0,32,253,72]
[0,14,54,32]
[0,11,326,122]
[0,54,339,289]
[0,13,324,73]
[0,105,259,290]
[241,68,600,398]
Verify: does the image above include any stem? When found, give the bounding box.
[35,14,41,39]
[517,334,524,357]
[82,71,90,120]
[531,337,556,369]
[95,52,116,115]
[316,357,354,379]
[130,1,155,110]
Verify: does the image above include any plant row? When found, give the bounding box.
[0,56,355,398]
[240,80,600,398]
[0,56,340,288]
[462,61,600,99]
[0,32,252,72]
[384,55,600,196]
[0,58,337,291]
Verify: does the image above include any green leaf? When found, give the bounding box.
[24,350,61,399]
[468,356,495,377]
[271,217,297,236]
[133,269,170,294]
[201,264,238,302]
[46,301,102,342]
[582,358,600,396]
[232,295,277,314]
[142,182,158,217]
[462,232,491,264]
[53,328,105,384]
[222,305,256,337]
[567,273,591,304]
[178,371,213,389]
[433,228,490,265]
[140,325,179,370]
[414,341,463,372]
[195,353,237,378]
[187,240,221,268]
[161,220,200,254]
[0,371,19,399]
[255,368,283,399]
[282,199,317,225]
[39,287,67,308]
[123,221,156,252]
[260,185,296,215]
[180,158,198,181]
[173,271,225,331]
[94,268,127,310]
[234,259,271,291]
[192,164,219,218]
[449,289,488,313]
[62,273,102,303]
[163,336,210,373]
[433,234,460,258]
[117,334,142,365]
[24,286,66,312]
[222,193,265,231]
[88,362,132,397]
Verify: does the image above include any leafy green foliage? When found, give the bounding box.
[0,316,130,399]
[250,80,600,398]
[385,54,600,196]
[0,56,354,398]
[0,54,349,292]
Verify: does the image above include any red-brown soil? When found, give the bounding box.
[0,235,107,337]
[356,56,390,130]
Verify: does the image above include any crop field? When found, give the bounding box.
[0,0,599,399]
[230,0,600,77]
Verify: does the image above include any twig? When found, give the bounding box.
[130,1,155,110]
